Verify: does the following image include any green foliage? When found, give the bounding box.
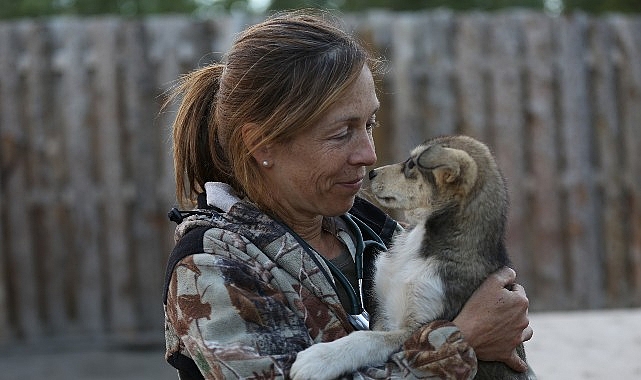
[269,0,545,12]
[564,0,641,13]
[268,0,639,13]
[0,0,639,19]
[0,0,197,19]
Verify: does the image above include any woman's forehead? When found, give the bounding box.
[325,67,379,121]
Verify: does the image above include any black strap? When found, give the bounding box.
[163,226,209,304]
[167,351,205,380]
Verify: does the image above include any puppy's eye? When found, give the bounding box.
[407,160,415,170]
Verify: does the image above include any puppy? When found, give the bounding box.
[291,135,534,380]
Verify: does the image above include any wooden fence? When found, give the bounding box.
[1,11,640,346]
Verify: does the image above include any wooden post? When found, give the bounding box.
[0,22,41,340]
[487,12,530,289]
[420,10,456,137]
[522,11,567,310]
[590,16,627,307]
[88,18,138,336]
[611,16,641,306]
[557,13,604,309]
[21,19,71,334]
[54,18,104,334]
[455,12,490,142]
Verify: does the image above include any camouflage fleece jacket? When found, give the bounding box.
[163,182,477,379]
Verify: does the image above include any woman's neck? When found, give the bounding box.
[286,215,342,260]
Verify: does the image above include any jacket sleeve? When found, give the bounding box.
[166,244,476,380]
[165,250,310,379]
[388,321,477,379]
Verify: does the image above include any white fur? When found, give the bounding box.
[290,224,446,380]
[375,224,445,330]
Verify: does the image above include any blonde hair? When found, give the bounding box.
[169,10,378,214]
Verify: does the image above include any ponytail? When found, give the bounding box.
[169,64,228,208]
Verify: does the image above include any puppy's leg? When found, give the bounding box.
[290,329,409,380]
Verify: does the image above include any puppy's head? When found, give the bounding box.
[368,136,490,221]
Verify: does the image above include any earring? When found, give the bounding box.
[262,160,269,167]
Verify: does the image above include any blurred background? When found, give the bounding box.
[1,0,640,379]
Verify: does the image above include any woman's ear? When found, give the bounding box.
[241,123,272,167]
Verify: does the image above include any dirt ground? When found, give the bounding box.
[0,308,639,380]
[525,308,641,379]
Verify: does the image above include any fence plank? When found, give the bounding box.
[487,12,530,287]
[557,14,604,309]
[0,22,41,339]
[88,18,138,335]
[612,17,641,306]
[420,11,456,137]
[522,12,567,309]
[455,12,490,141]
[21,20,72,333]
[122,19,166,331]
[590,17,628,307]
[54,18,105,333]
[0,23,13,341]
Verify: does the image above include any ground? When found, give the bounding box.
[525,308,641,379]
[0,308,639,379]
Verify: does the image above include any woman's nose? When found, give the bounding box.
[352,130,377,166]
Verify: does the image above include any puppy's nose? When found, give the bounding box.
[368,170,377,180]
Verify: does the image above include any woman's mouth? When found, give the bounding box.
[338,177,364,192]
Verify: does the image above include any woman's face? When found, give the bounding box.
[264,65,379,221]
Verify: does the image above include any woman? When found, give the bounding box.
[163,10,532,379]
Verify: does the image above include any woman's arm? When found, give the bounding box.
[166,252,309,379]
[453,267,533,372]
[388,320,477,379]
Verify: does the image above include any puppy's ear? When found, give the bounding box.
[417,144,477,189]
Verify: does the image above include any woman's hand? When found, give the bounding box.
[453,267,533,372]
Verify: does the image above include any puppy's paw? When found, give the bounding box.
[290,343,346,380]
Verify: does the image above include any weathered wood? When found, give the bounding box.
[454,12,490,141]
[521,11,567,309]
[0,23,12,342]
[88,18,138,334]
[0,22,41,339]
[420,10,456,137]
[557,13,604,309]
[53,18,105,333]
[487,12,530,287]
[1,12,641,345]
[122,19,167,332]
[590,16,628,307]
[20,19,71,333]
[611,16,641,306]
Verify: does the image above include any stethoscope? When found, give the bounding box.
[279,214,387,331]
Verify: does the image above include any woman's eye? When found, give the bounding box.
[332,128,350,140]
[366,118,378,131]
